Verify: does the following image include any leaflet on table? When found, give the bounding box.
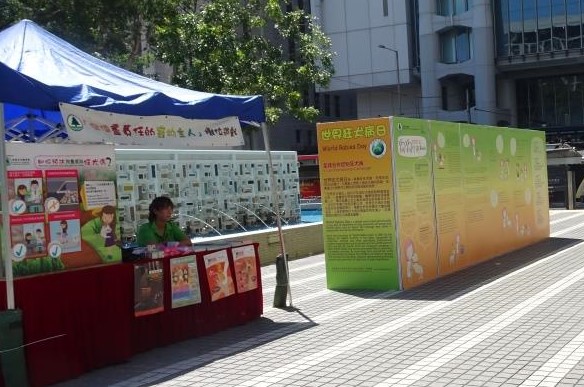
[134,260,164,317]
[169,255,202,308]
[4,143,121,277]
[232,245,258,293]
[203,249,235,302]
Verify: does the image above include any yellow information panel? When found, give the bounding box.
[317,118,399,290]
[318,117,549,291]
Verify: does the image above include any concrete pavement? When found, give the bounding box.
[56,209,584,386]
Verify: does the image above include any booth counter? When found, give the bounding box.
[0,242,263,387]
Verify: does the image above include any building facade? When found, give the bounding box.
[307,0,584,148]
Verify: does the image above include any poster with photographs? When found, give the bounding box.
[232,245,258,293]
[5,143,119,277]
[134,260,164,317]
[169,255,201,308]
[203,249,235,302]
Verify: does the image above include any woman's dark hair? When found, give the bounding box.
[17,184,27,199]
[60,220,68,232]
[148,196,174,222]
[101,205,116,229]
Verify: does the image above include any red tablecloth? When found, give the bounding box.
[0,243,263,387]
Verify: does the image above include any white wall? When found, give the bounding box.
[316,0,412,92]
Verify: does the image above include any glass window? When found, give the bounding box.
[437,0,468,16]
[454,0,468,14]
[509,1,523,55]
[456,29,471,61]
[523,0,538,54]
[551,0,567,51]
[540,79,556,125]
[538,0,552,52]
[569,75,584,125]
[567,0,581,49]
[556,77,570,126]
[383,0,388,16]
[495,0,510,56]
[334,96,341,117]
[440,27,472,63]
[441,30,456,63]
[437,0,452,16]
[324,94,330,116]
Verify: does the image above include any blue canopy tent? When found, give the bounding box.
[0,20,291,309]
[0,19,265,142]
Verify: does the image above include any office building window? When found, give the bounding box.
[334,96,341,117]
[296,129,301,143]
[324,94,331,116]
[495,0,582,58]
[517,74,584,128]
[437,0,469,16]
[383,0,388,16]
[440,27,472,63]
[314,91,320,110]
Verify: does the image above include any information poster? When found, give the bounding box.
[232,245,258,293]
[317,117,399,290]
[203,249,235,301]
[170,255,201,308]
[5,143,120,277]
[391,117,438,289]
[428,121,467,275]
[134,260,164,317]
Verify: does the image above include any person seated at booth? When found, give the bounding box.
[137,196,191,247]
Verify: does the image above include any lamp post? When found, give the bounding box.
[378,44,402,115]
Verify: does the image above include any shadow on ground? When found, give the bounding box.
[55,318,315,387]
[393,237,583,301]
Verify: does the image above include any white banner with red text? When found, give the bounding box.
[60,103,244,148]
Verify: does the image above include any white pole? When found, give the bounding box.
[0,103,15,309]
[261,122,292,307]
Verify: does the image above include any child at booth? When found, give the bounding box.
[137,196,191,247]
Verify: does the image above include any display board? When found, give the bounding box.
[317,117,399,290]
[4,143,119,277]
[391,117,438,289]
[317,117,550,291]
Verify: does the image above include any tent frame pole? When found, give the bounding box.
[0,103,15,309]
[261,122,292,307]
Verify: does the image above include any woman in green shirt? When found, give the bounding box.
[137,196,191,247]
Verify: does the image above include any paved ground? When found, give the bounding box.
[56,209,584,387]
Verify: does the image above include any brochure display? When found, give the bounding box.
[317,117,550,290]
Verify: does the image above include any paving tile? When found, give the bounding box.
[51,212,584,387]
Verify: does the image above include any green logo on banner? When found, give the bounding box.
[67,114,84,131]
[370,139,386,158]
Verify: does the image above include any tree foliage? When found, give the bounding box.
[153,0,334,124]
[0,0,335,124]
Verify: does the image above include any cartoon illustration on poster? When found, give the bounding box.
[232,245,258,293]
[80,205,121,262]
[5,143,119,277]
[46,170,80,212]
[7,170,45,214]
[203,249,235,301]
[48,215,81,253]
[134,260,164,317]
[170,255,201,308]
[10,217,47,260]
